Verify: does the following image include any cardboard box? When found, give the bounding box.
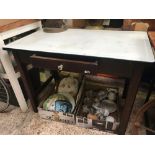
[38,72,83,125]
[75,75,120,132]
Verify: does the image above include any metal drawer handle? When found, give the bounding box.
[84,70,90,74]
[58,64,63,71]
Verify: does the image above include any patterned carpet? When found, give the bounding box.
[0,106,112,135]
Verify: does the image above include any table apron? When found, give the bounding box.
[13,51,137,78]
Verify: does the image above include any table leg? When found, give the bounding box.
[122,78,129,99]
[29,68,41,91]
[13,52,38,112]
[118,64,144,134]
[144,77,155,103]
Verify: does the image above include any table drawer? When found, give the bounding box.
[30,55,98,74]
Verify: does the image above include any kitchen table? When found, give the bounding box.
[3,28,154,134]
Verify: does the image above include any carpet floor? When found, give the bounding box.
[0,79,153,135]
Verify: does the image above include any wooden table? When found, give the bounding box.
[0,19,38,32]
[148,31,155,48]
[3,29,154,134]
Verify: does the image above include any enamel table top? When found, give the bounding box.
[3,29,154,62]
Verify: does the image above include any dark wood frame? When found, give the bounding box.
[3,47,149,135]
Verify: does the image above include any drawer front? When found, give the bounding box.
[30,55,98,74]
[97,59,134,78]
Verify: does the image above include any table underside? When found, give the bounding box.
[10,50,147,134]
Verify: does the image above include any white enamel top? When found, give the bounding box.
[3,29,155,62]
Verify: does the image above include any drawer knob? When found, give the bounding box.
[84,70,91,74]
[58,64,63,71]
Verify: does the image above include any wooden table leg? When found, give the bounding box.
[29,68,41,91]
[122,78,129,99]
[144,76,155,103]
[118,64,144,134]
[13,52,38,112]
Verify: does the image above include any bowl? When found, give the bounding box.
[43,26,68,33]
